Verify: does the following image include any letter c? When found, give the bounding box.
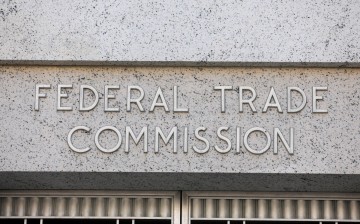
[67,126,91,153]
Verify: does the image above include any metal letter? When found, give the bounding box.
[274,127,294,155]
[214,127,232,153]
[35,84,51,111]
[150,87,170,112]
[193,127,210,154]
[236,127,241,153]
[184,127,188,153]
[155,127,177,153]
[214,86,233,113]
[287,87,306,113]
[239,86,257,112]
[95,126,122,153]
[263,87,283,113]
[67,126,91,153]
[173,86,189,112]
[244,127,271,154]
[127,86,145,112]
[80,85,99,111]
[312,86,328,113]
[104,85,120,112]
[125,126,148,153]
[57,84,73,111]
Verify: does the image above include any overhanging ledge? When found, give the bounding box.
[0,172,359,192]
[0,60,360,67]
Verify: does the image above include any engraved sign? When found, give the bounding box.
[34,84,327,155]
[1,67,358,174]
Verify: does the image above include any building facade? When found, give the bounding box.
[0,0,360,223]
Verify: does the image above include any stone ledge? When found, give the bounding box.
[0,60,360,67]
[1,172,359,192]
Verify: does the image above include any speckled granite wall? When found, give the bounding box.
[0,66,359,181]
[0,0,359,66]
[1,0,360,191]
